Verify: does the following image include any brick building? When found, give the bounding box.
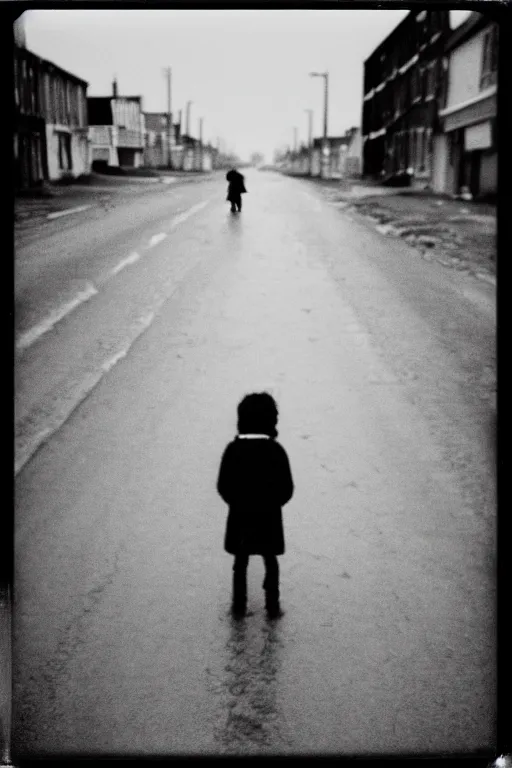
[362,10,451,186]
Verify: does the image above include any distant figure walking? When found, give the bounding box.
[226,168,247,213]
[217,393,294,618]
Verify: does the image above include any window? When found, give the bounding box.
[418,129,425,170]
[425,129,433,172]
[398,132,404,169]
[411,67,421,102]
[363,101,371,135]
[14,57,19,107]
[418,66,425,100]
[480,24,498,90]
[425,61,436,99]
[65,82,71,122]
[78,90,85,126]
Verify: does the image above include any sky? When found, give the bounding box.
[22,9,472,163]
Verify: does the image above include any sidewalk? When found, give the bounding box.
[305,178,496,284]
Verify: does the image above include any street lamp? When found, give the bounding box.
[305,109,313,175]
[309,71,329,178]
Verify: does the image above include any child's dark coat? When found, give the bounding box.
[217,436,294,555]
[226,170,247,204]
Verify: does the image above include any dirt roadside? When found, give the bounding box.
[303,177,496,285]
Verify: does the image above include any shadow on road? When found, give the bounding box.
[227,212,243,233]
[215,614,287,752]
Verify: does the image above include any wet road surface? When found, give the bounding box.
[13,170,496,756]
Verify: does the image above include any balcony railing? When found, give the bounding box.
[116,127,143,148]
[89,125,113,145]
[89,125,143,148]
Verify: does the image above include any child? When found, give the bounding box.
[217,392,294,618]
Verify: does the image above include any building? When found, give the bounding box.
[343,126,363,177]
[14,42,90,189]
[324,134,353,178]
[180,134,199,171]
[88,81,145,168]
[42,60,89,181]
[307,132,358,178]
[176,134,213,172]
[143,112,180,168]
[282,131,358,178]
[433,12,498,198]
[14,45,47,188]
[144,112,171,167]
[200,145,213,172]
[362,10,451,186]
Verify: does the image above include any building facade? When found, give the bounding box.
[325,135,352,178]
[344,127,363,177]
[14,42,90,188]
[176,134,213,171]
[433,12,498,198]
[362,10,450,186]
[14,45,47,188]
[143,112,181,168]
[42,60,89,181]
[283,130,358,178]
[88,84,145,168]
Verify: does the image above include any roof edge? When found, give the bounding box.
[445,12,490,53]
[15,43,88,87]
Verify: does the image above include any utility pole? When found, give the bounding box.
[164,66,173,169]
[199,117,203,172]
[305,109,313,175]
[310,71,329,178]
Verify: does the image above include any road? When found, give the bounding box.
[13,170,496,757]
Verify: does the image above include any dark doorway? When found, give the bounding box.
[469,151,481,199]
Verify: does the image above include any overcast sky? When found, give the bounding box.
[22,9,472,162]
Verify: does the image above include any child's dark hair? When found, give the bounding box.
[237,392,278,438]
